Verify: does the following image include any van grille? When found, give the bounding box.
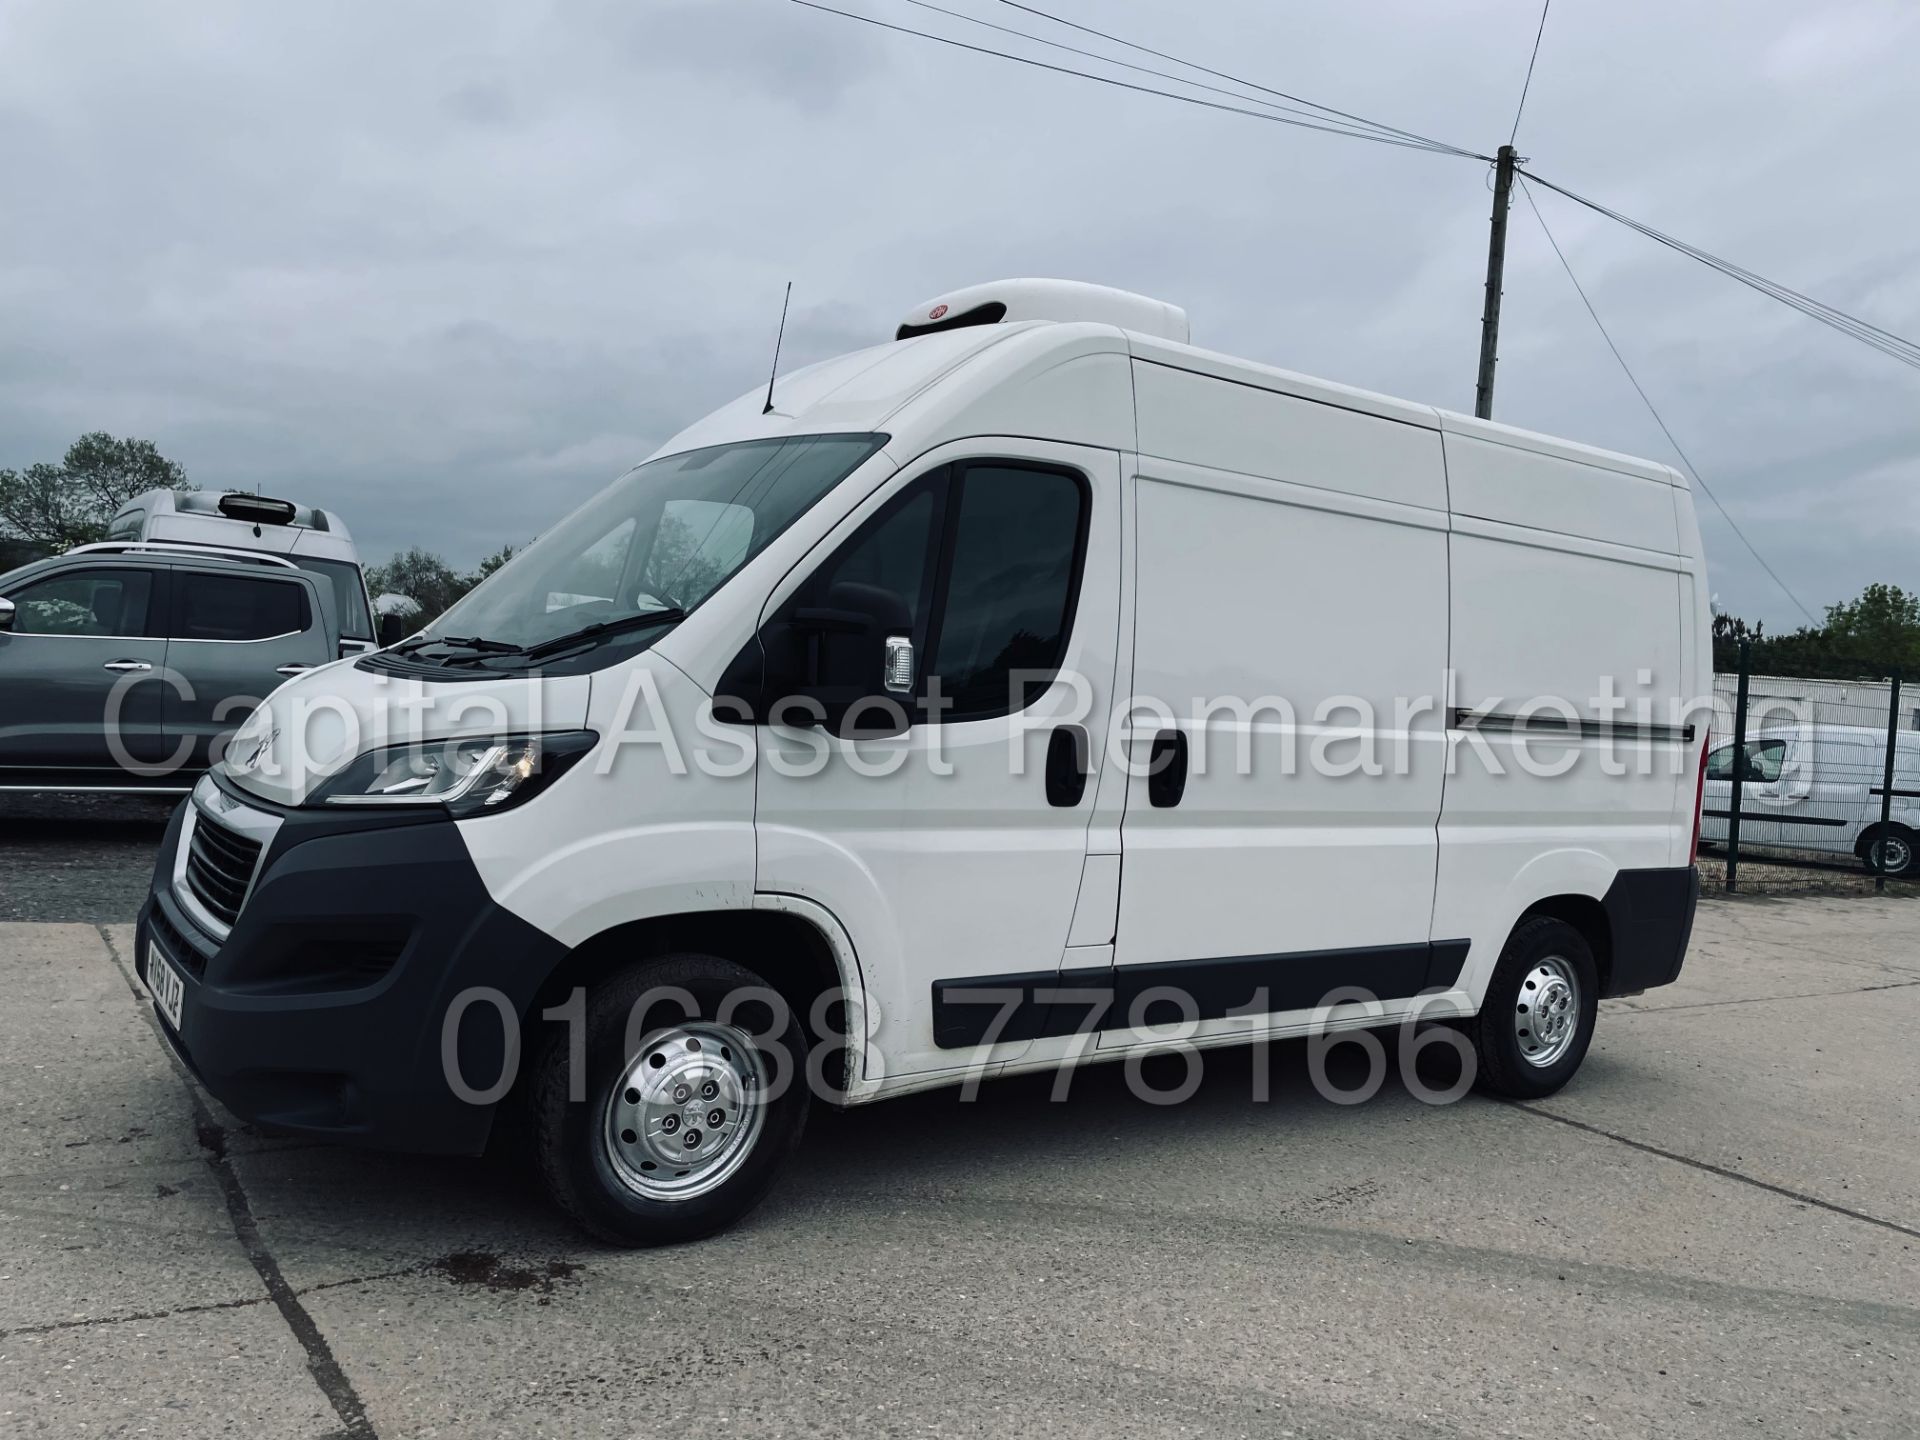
[185,812,263,931]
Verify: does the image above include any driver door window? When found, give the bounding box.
[764,460,1088,723]
[929,463,1085,720]
[1707,739,1787,784]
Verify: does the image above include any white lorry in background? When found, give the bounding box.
[1701,723,1920,875]
[106,489,378,653]
[136,278,1714,1246]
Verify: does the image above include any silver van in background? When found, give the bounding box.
[107,490,376,653]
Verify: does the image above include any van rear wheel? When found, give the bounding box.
[1863,825,1916,878]
[1469,917,1599,1101]
[532,953,809,1246]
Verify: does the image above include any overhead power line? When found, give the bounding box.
[789,1,1487,159]
[1521,168,1920,372]
[899,0,1417,141]
[985,0,1482,158]
[1509,0,1551,145]
[1520,179,1820,627]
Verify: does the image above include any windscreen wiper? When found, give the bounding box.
[517,609,687,662]
[393,634,526,657]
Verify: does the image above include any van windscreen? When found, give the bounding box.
[428,433,886,654]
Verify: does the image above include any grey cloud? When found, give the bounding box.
[0,0,1915,627]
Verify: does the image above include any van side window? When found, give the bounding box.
[8,568,154,636]
[927,464,1086,719]
[761,460,1087,721]
[1707,739,1786,783]
[172,574,309,641]
[792,481,943,692]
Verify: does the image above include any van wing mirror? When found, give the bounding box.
[0,597,13,633]
[376,611,411,648]
[791,582,911,637]
[727,582,914,736]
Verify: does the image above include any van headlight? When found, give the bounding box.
[310,731,598,817]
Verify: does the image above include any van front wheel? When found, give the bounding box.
[532,953,810,1246]
[1469,917,1599,1101]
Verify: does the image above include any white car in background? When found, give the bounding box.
[1701,722,1920,875]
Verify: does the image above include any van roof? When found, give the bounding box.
[646,289,1688,492]
[118,488,354,538]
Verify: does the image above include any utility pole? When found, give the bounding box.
[1474,144,1518,420]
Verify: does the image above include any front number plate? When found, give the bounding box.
[146,940,187,1031]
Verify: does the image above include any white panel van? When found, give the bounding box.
[136,281,1713,1244]
[1701,722,1920,874]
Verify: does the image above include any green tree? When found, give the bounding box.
[0,433,190,552]
[1821,583,1920,672]
[366,547,473,622]
[366,543,526,626]
[1713,583,1920,679]
[471,543,518,582]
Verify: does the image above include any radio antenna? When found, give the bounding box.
[762,281,793,415]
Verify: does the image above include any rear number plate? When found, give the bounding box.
[146,940,186,1031]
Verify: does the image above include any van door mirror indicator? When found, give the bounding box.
[883,636,914,694]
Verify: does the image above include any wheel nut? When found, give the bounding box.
[673,1084,691,1104]
[661,1114,680,1133]
[701,1081,718,1100]
[684,1129,702,1149]
[707,1109,725,1127]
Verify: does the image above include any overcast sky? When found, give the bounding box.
[2,0,1915,627]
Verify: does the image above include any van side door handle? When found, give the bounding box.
[1045,725,1089,807]
[275,664,313,677]
[102,660,153,673]
[1148,728,1189,808]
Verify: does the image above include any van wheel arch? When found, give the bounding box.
[1857,822,1917,876]
[1515,894,1613,998]
[496,910,855,1157]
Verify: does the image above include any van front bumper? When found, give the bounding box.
[136,789,564,1155]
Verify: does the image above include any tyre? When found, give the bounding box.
[1469,917,1599,1100]
[1862,824,1916,878]
[532,952,810,1246]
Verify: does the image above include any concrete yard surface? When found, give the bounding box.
[0,894,1916,1438]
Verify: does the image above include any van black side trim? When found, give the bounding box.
[931,940,1471,1050]
[1702,809,1849,828]
[1451,708,1695,744]
[1870,787,1920,800]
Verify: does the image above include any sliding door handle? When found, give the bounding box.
[1148,728,1189,808]
[1045,725,1090,807]
[102,660,153,673]
[275,664,313,677]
